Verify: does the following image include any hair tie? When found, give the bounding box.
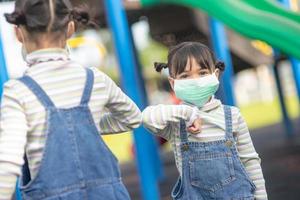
[215,61,225,71]
[71,8,90,25]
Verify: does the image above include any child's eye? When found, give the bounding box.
[199,71,209,76]
[179,74,189,79]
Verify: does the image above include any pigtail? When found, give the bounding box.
[71,6,99,30]
[215,61,225,71]
[154,62,168,72]
[4,10,26,26]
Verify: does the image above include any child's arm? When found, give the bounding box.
[99,73,142,134]
[0,81,28,200]
[142,104,197,140]
[235,110,268,200]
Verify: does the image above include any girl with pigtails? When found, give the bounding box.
[142,42,268,200]
[0,0,141,199]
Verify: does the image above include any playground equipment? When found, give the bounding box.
[141,0,300,60]
[104,1,162,200]
[0,27,8,97]
[140,0,300,135]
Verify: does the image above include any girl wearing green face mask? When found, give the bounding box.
[142,42,267,200]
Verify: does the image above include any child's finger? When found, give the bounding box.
[188,126,200,134]
[195,119,202,132]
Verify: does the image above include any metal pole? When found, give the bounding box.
[290,58,300,103]
[0,21,22,200]
[273,53,293,136]
[104,0,160,199]
[128,28,164,181]
[15,180,22,200]
[209,18,236,106]
[0,27,8,97]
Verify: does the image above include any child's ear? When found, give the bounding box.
[67,21,75,39]
[215,68,220,78]
[168,77,174,90]
[14,26,24,43]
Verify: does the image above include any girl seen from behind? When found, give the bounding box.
[0,0,141,199]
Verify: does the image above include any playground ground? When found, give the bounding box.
[121,117,300,200]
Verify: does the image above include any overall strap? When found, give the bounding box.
[179,120,189,143]
[19,76,55,108]
[80,68,94,105]
[223,105,234,141]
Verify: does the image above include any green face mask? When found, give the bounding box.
[174,73,219,107]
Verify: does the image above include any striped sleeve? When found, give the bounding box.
[142,104,194,140]
[235,110,268,200]
[99,73,142,134]
[0,81,28,200]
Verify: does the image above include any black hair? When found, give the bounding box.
[154,42,225,77]
[4,0,98,33]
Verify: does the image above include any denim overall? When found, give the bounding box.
[171,105,256,200]
[18,69,131,200]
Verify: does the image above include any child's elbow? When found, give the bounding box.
[141,107,152,128]
[128,109,142,129]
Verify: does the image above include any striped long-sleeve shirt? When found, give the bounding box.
[0,48,141,200]
[142,98,268,199]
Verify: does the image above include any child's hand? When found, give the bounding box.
[187,118,202,134]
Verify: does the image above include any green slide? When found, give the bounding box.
[140,0,300,60]
[243,0,300,23]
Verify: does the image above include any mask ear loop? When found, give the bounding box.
[65,41,71,54]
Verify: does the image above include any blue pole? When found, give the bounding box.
[0,22,22,200]
[104,1,160,200]
[290,58,300,102]
[15,180,22,200]
[0,27,9,97]
[128,28,164,181]
[278,0,300,103]
[209,18,236,106]
[0,24,22,200]
[0,23,22,200]
[273,52,293,137]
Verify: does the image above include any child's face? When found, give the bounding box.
[169,57,219,89]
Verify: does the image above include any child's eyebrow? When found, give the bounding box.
[178,72,188,77]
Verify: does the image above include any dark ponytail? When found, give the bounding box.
[215,61,225,71]
[4,10,26,26]
[71,6,99,30]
